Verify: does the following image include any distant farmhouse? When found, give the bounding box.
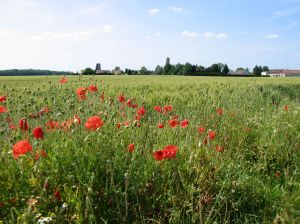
[95,63,123,75]
[261,70,300,77]
[228,68,251,75]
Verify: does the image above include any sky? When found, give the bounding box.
[0,0,300,72]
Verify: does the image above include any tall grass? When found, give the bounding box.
[0,75,299,223]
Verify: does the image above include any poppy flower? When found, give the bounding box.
[127,98,138,108]
[157,123,164,129]
[9,124,18,130]
[208,130,216,140]
[137,106,146,116]
[76,87,87,100]
[118,94,126,103]
[163,105,173,113]
[19,119,29,131]
[0,95,6,102]
[116,123,121,129]
[202,137,208,145]
[85,116,104,130]
[153,145,178,161]
[46,119,59,130]
[73,115,81,124]
[33,127,44,139]
[215,145,224,152]
[0,106,7,113]
[180,119,189,128]
[198,126,205,134]
[100,91,105,102]
[54,191,61,201]
[124,121,131,127]
[38,107,50,116]
[87,85,98,92]
[127,143,135,153]
[59,77,67,84]
[216,108,223,116]
[12,140,32,159]
[284,105,289,112]
[154,106,162,113]
[168,118,179,128]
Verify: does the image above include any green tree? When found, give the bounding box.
[154,65,163,75]
[222,64,229,75]
[139,66,150,75]
[182,63,193,75]
[262,66,269,72]
[82,68,95,75]
[163,57,172,75]
[253,65,263,75]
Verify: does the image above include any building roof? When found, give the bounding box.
[267,70,300,75]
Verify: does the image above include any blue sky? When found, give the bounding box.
[0,0,300,72]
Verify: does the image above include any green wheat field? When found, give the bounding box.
[0,75,300,224]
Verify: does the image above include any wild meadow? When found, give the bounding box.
[0,75,299,224]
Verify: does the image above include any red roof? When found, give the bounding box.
[267,70,300,75]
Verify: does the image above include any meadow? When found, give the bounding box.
[0,75,299,224]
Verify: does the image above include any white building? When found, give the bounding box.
[261,70,300,77]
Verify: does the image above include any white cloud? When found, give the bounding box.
[101,25,113,33]
[265,34,279,39]
[182,31,200,38]
[215,33,228,38]
[203,32,228,39]
[148,9,159,14]
[168,6,183,12]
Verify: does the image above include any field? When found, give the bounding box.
[0,75,300,224]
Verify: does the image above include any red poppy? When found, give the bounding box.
[137,106,146,116]
[163,105,173,114]
[73,115,81,125]
[9,124,18,130]
[215,145,224,152]
[208,130,216,140]
[19,119,29,131]
[198,126,205,134]
[0,95,6,102]
[154,106,162,113]
[216,108,223,116]
[127,143,135,153]
[202,137,208,145]
[284,105,289,112]
[46,119,59,130]
[59,77,67,84]
[124,121,131,127]
[127,98,138,108]
[54,191,61,201]
[61,119,73,130]
[117,123,121,129]
[153,145,178,161]
[100,91,105,102]
[87,85,98,92]
[118,94,126,103]
[0,106,7,113]
[38,107,50,116]
[12,140,32,159]
[33,127,44,139]
[85,116,104,130]
[168,118,179,128]
[157,123,164,129]
[35,149,47,160]
[76,87,87,100]
[180,119,189,128]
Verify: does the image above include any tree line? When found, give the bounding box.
[125,58,269,76]
[0,69,72,76]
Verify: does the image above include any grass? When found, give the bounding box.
[0,75,299,223]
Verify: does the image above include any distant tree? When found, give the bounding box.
[82,68,95,75]
[236,67,245,71]
[163,57,172,75]
[262,66,269,72]
[253,65,263,75]
[210,64,222,73]
[222,64,229,75]
[182,62,193,75]
[139,66,150,75]
[154,65,163,75]
[196,65,205,72]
